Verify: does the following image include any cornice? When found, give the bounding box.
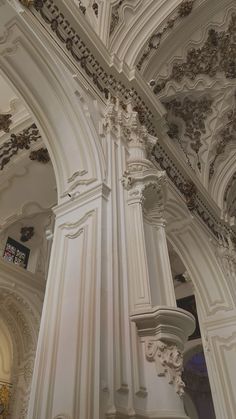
[15,0,236,240]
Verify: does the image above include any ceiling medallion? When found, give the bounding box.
[29,147,50,163]
[0,114,12,133]
[20,226,34,242]
[137,0,195,71]
[0,123,41,170]
[153,13,236,94]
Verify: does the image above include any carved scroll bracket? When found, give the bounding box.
[145,339,185,398]
[131,306,195,398]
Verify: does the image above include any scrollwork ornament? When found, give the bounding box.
[145,339,185,397]
[121,170,134,190]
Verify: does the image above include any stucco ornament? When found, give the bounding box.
[153,12,236,94]
[104,97,168,219]
[145,339,185,398]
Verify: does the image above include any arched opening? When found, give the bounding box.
[0,3,105,415]
[0,69,57,417]
[168,240,216,419]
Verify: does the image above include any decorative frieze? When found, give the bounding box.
[28,0,155,134]
[0,114,12,133]
[145,339,185,397]
[29,147,50,163]
[153,13,236,94]
[0,124,41,170]
[137,0,195,71]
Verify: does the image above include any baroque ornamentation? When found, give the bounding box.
[137,0,195,71]
[153,13,236,94]
[152,143,221,236]
[145,339,185,397]
[209,92,236,178]
[20,226,34,242]
[0,124,41,170]
[29,147,50,163]
[109,0,125,36]
[164,96,213,156]
[26,0,236,243]
[30,0,155,134]
[180,181,197,211]
[78,0,86,15]
[0,114,12,132]
[92,2,98,17]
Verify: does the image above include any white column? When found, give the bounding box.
[119,99,195,418]
[27,183,109,419]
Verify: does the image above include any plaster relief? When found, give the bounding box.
[145,339,185,398]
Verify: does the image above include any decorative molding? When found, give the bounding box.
[152,12,236,94]
[29,0,155,134]
[24,0,236,241]
[0,114,12,133]
[145,339,185,398]
[104,97,167,221]
[109,0,125,36]
[137,0,195,71]
[29,147,50,163]
[0,123,41,171]
[152,144,220,236]
[210,91,236,178]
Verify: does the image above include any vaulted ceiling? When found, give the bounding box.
[98,0,236,223]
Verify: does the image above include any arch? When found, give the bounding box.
[0,1,105,202]
[0,277,42,419]
[165,192,235,320]
[210,150,236,209]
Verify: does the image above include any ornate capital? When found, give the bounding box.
[145,339,185,398]
[122,168,167,224]
[103,97,150,158]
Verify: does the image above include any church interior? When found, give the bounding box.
[0,1,236,418]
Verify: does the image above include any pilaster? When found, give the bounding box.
[27,182,110,419]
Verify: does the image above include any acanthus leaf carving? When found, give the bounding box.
[145,339,185,398]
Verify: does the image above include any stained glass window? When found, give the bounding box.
[3,237,30,269]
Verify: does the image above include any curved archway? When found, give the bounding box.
[0,280,43,419]
[166,195,235,318]
[0,0,105,201]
